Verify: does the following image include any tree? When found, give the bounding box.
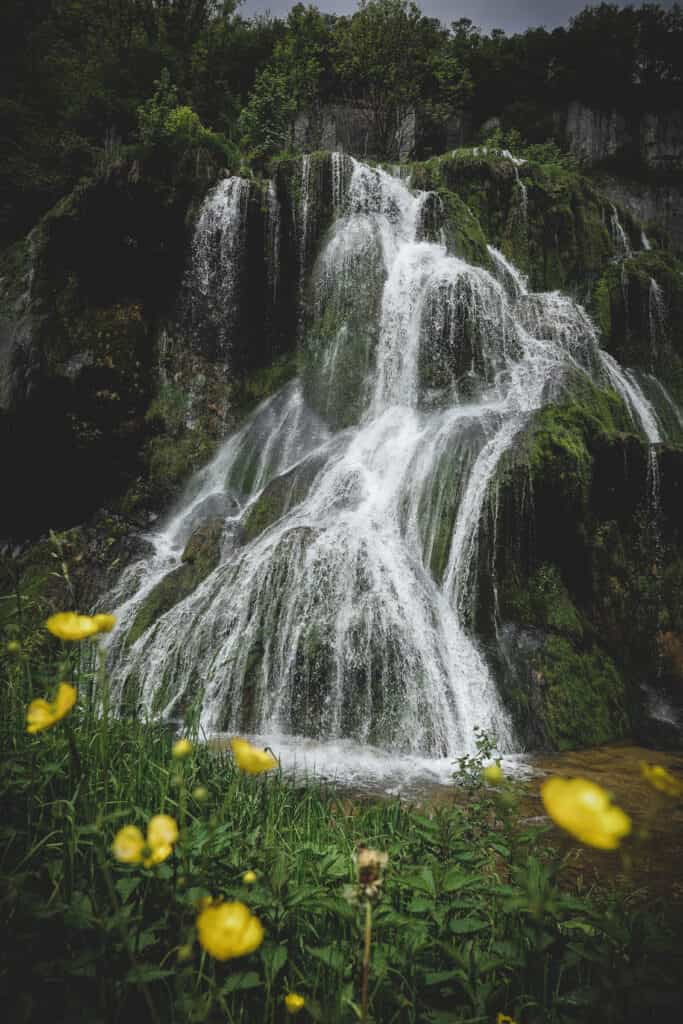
[333,0,454,158]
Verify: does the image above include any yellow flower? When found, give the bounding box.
[92,613,116,633]
[7,640,21,654]
[172,738,193,759]
[541,777,631,850]
[242,870,257,885]
[285,992,305,1015]
[230,737,278,774]
[112,825,145,864]
[46,611,115,641]
[497,1014,517,1024]
[26,682,77,734]
[196,901,264,960]
[640,761,683,798]
[483,763,504,785]
[112,814,179,867]
[192,785,209,802]
[144,814,178,866]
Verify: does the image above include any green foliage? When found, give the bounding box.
[532,636,630,750]
[136,70,236,166]
[1,638,681,1022]
[238,64,298,158]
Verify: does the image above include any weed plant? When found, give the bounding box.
[1,632,681,1024]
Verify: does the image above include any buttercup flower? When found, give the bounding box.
[196,900,264,960]
[7,640,21,654]
[285,992,305,1015]
[242,870,257,884]
[112,825,145,864]
[640,761,682,798]
[230,737,278,774]
[172,738,193,759]
[26,682,77,734]
[541,777,631,850]
[112,814,179,867]
[192,785,209,802]
[92,613,116,633]
[46,611,115,641]
[145,814,179,866]
[497,1014,517,1024]
[483,763,504,785]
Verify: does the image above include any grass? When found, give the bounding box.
[1,634,682,1023]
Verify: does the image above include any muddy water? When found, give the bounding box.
[525,743,683,901]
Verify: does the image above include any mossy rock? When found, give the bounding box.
[411,149,614,296]
[500,563,584,640]
[127,516,223,646]
[242,454,326,543]
[531,636,630,750]
[592,249,683,410]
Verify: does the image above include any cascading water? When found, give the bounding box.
[185,176,251,352]
[609,202,633,260]
[648,277,666,362]
[104,156,671,783]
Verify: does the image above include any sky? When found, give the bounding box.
[239,0,677,34]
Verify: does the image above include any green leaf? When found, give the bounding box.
[442,867,478,893]
[424,969,462,986]
[115,876,142,904]
[125,965,174,984]
[308,945,345,971]
[223,970,261,994]
[449,917,489,935]
[408,895,434,914]
[400,866,436,896]
[260,943,287,983]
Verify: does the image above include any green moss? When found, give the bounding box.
[242,455,324,542]
[532,636,629,750]
[503,563,584,640]
[592,249,683,409]
[127,517,223,647]
[410,149,615,295]
[233,351,299,421]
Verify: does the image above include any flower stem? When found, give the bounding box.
[361,899,372,1023]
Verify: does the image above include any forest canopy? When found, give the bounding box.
[2,0,682,244]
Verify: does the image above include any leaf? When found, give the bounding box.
[223,970,261,994]
[442,867,478,893]
[408,895,434,914]
[116,876,142,904]
[449,917,489,935]
[400,866,436,896]
[125,965,174,984]
[64,892,95,929]
[260,943,287,983]
[424,969,462,986]
[319,852,349,879]
[308,945,345,971]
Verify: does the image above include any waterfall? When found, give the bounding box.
[609,203,633,260]
[641,230,652,251]
[104,156,674,769]
[648,277,666,361]
[265,181,280,303]
[185,176,251,352]
[297,154,312,296]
